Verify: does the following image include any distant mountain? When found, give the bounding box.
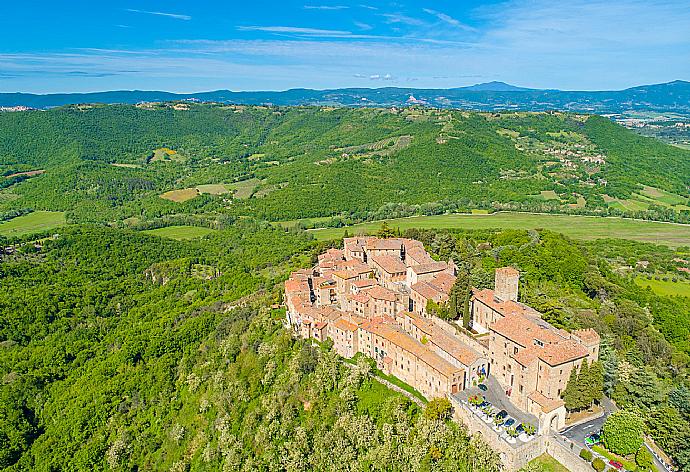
[1,80,689,113]
[457,81,535,92]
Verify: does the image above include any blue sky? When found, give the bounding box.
[1,0,688,93]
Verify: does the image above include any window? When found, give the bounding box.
[514,347,518,355]
[519,385,523,393]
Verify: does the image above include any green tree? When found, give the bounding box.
[576,361,591,410]
[602,410,645,455]
[635,446,654,472]
[562,365,580,411]
[377,222,395,239]
[588,361,604,406]
[448,269,471,326]
[424,398,453,421]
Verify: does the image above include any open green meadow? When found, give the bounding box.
[635,276,690,297]
[142,225,216,240]
[0,211,66,236]
[309,212,690,247]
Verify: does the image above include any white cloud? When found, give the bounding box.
[125,9,191,21]
[304,5,349,10]
[422,8,476,32]
[237,26,353,36]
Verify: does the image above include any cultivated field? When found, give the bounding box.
[226,178,262,199]
[160,188,199,202]
[635,276,690,297]
[142,225,216,240]
[308,212,690,247]
[0,211,66,236]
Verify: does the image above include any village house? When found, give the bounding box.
[284,237,601,435]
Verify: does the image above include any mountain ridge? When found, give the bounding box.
[1,80,689,113]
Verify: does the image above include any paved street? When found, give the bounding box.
[559,397,669,472]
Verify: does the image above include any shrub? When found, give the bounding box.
[636,446,654,471]
[592,457,606,472]
[580,448,593,461]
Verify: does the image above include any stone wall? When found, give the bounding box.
[546,436,592,472]
[451,397,545,471]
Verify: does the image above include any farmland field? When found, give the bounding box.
[308,212,690,247]
[0,211,66,236]
[226,178,262,199]
[160,188,199,202]
[196,184,230,195]
[142,225,216,240]
[635,276,690,297]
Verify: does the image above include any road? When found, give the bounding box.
[559,397,669,472]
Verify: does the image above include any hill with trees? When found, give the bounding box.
[0,104,688,230]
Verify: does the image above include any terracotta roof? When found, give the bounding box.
[528,391,564,413]
[313,321,327,330]
[319,248,344,263]
[285,279,309,293]
[472,289,541,318]
[491,313,564,348]
[371,255,406,274]
[410,262,447,275]
[366,238,403,251]
[411,281,446,302]
[332,270,357,280]
[334,318,358,332]
[399,311,482,367]
[362,319,461,377]
[572,328,600,345]
[350,293,371,304]
[430,272,456,293]
[352,279,376,288]
[538,340,588,366]
[365,285,398,302]
[340,259,372,274]
[406,247,434,265]
[512,347,540,366]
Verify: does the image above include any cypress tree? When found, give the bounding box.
[576,361,590,410]
[562,365,580,411]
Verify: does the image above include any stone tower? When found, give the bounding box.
[495,267,519,302]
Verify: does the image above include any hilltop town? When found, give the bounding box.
[285,236,602,469]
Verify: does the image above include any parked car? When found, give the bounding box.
[585,433,601,446]
[609,460,623,470]
[496,410,508,420]
[515,423,525,434]
[479,401,491,409]
[478,384,488,391]
[503,418,516,428]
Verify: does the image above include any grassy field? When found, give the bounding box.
[0,211,66,236]
[142,225,216,240]
[635,276,690,297]
[196,184,231,195]
[160,188,200,202]
[525,454,570,472]
[308,212,690,247]
[226,178,262,199]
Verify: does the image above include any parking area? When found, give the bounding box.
[454,375,540,448]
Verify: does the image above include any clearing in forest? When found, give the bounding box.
[0,211,66,236]
[160,188,199,202]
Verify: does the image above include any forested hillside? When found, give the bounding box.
[0,104,688,229]
[1,221,688,470]
[0,223,507,471]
